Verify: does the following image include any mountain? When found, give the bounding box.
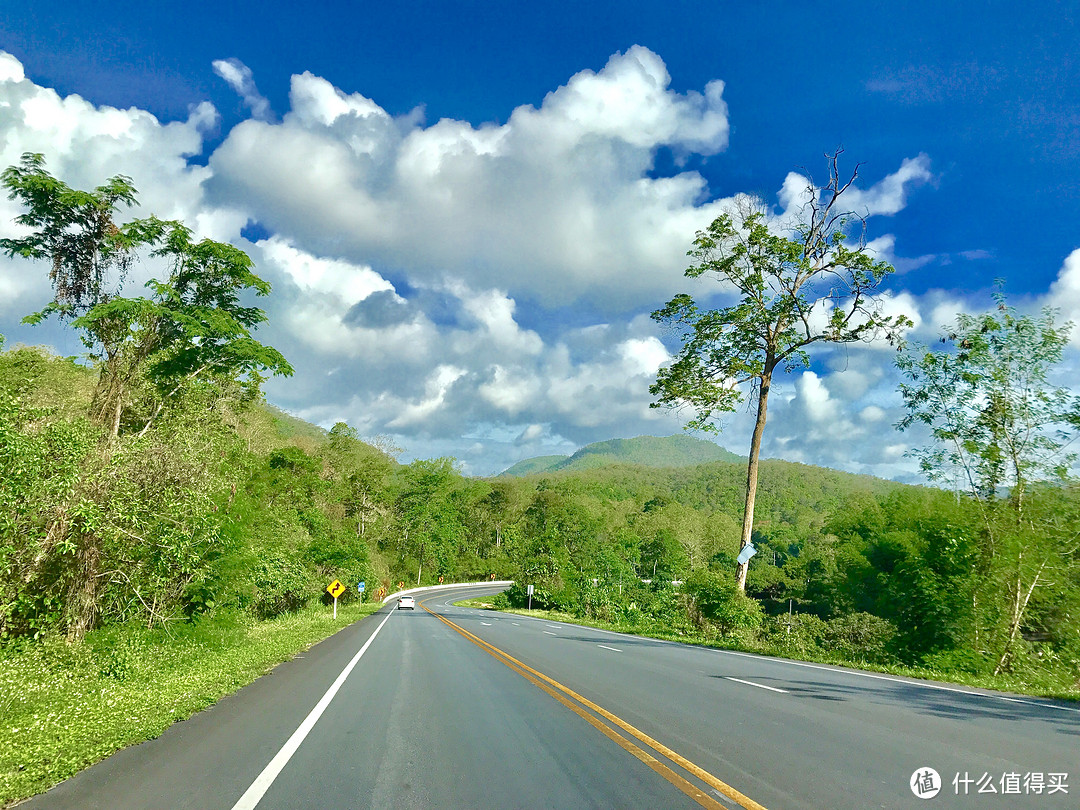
[499,435,743,476]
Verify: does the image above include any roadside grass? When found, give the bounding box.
[455,599,1080,702]
[0,602,380,807]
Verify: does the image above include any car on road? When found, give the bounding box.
[397,595,415,610]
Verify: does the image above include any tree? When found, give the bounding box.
[651,152,910,590]
[2,153,291,441]
[0,153,153,316]
[896,290,1080,672]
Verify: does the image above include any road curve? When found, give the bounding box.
[21,583,1080,809]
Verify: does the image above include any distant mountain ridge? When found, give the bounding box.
[499,435,743,476]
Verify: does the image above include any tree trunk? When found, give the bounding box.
[65,534,102,641]
[994,556,1047,675]
[736,363,773,591]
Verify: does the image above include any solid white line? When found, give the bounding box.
[230,610,395,810]
[725,676,788,694]
[597,644,622,653]
[543,631,557,636]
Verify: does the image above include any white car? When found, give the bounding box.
[397,595,415,610]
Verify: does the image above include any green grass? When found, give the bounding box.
[0,602,380,807]
[457,601,1080,703]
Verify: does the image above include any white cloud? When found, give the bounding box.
[213,58,272,121]
[1046,248,1080,346]
[777,154,932,222]
[207,46,732,309]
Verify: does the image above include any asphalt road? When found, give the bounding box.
[21,584,1080,809]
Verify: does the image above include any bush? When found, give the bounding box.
[760,613,828,658]
[247,551,312,619]
[685,571,763,638]
[822,612,898,664]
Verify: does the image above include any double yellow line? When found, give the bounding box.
[421,601,767,810]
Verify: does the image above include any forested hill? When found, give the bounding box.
[500,434,743,476]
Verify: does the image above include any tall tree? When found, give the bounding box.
[896,291,1080,672]
[651,153,910,590]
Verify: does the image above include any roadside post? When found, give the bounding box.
[327,579,346,618]
[527,583,534,611]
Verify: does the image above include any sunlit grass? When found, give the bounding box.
[0,602,380,806]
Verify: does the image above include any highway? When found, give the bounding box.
[22,584,1080,809]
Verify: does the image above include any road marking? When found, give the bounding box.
[423,603,767,810]
[712,649,1080,714]
[724,677,788,694]
[543,630,557,636]
[546,624,560,628]
[598,644,622,653]
[503,611,1080,717]
[230,609,395,810]
[512,622,520,626]
[480,622,492,626]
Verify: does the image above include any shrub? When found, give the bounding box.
[822,612,898,664]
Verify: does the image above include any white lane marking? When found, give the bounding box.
[712,649,1080,714]
[724,676,788,694]
[500,610,1080,715]
[511,622,520,626]
[480,622,492,626]
[230,610,395,810]
[598,644,622,653]
[543,631,557,636]
[546,624,560,628]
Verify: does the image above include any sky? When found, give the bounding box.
[1,2,1079,479]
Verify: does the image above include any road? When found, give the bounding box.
[22,584,1080,809]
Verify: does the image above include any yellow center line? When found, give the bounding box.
[421,598,768,810]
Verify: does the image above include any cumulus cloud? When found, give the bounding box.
[206,46,732,309]
[213,58,272,120]
[1046,248,1080,346]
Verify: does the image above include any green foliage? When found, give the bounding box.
[0,603,377,806]
[685,570,764,636]
[897,290,1080,674]
[3,153,291,444]
[897,289,1079,502]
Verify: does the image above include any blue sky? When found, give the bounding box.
[1,2,1078,478]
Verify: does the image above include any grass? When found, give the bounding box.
[0,601,380,807]
[455,599,1080,702]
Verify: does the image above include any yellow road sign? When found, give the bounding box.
[327,580,346,599]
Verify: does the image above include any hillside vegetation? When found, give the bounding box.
[501,434,742,476]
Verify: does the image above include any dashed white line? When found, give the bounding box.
[511,622,520,626]
[712,649,1080,714]
[480,622,492,626]
[543,631,557,636]
[724,676,788,694]
[598,644,622,653]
